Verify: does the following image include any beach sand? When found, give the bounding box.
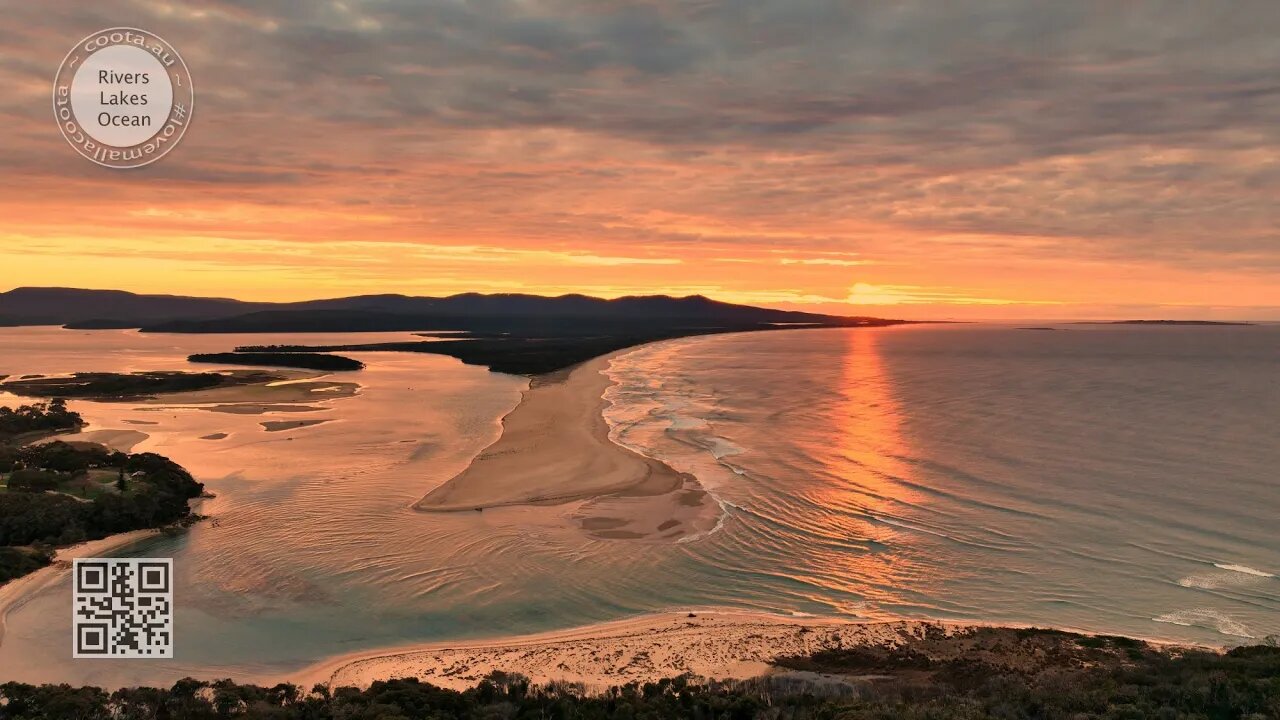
[65,428,149,452]
[0,529,162,647]
[287,610,1202,693]
[415,355,720,541]
[143,377,359,410]
[288,611,943,691]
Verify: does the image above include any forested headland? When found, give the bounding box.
[0,403,204,583]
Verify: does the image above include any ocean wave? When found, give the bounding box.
[1213,563,1274,578]
[703,436,745,459]
[1153,609,1255,638]
[600,350,740,546]
[675,494,731,544]
[1178,574,1251,590]
[1177,562,1275,589]
[665,414,710,431]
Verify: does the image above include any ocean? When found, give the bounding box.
[603,324,1280,641]
[0,323,1276,686]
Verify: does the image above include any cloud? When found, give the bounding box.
[0,0,1276,312]
[780,258,870,267]
[844,282,1061,306]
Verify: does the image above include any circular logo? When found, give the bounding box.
[53,28,194,168]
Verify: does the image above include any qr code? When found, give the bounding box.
[73,558,173,658]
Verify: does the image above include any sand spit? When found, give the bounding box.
[415,355,720,541]
[416,356,676,510]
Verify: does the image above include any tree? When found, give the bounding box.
[7,469,61,493]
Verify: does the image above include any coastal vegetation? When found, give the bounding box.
[0,404,204,584]
[0,370,282,401]
[188,352,365,372]
[0,545,54,583]
[226,312,909,376]
[235,322,902,375]
[1,627,1277,718]
[0,398,82,443]
[234,334,723,375]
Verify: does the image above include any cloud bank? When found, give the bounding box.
[0,1,1276,317]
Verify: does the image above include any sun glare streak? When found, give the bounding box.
[790,329,935,610]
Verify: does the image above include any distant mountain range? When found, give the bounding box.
[0,288,260,327]
[0,287,885,334]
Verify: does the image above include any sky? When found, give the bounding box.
[1,1,1277,320]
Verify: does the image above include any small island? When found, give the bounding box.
[188,351,365,372]
[0,398,84,445]
[0,402,204,584]
[0,370,283,401]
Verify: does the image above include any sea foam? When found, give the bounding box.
[1213,563,1274,578]
[1178,562,1275,589]
[1153,609,1255,638]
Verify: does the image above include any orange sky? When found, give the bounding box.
[2,2,1277,320]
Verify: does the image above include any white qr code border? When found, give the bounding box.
[73,558,173,659]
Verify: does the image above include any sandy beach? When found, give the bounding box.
[0,529,162,647]
[416,354,720,541]
[290,611,943,691]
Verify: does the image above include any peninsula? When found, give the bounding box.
[0,402,204,585]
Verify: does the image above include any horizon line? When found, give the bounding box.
[2,285,1276,324]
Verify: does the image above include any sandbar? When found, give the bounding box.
[145,378,358,408]
[64,428,149,452]
[416,355,682,511]
[415,355,720,541]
